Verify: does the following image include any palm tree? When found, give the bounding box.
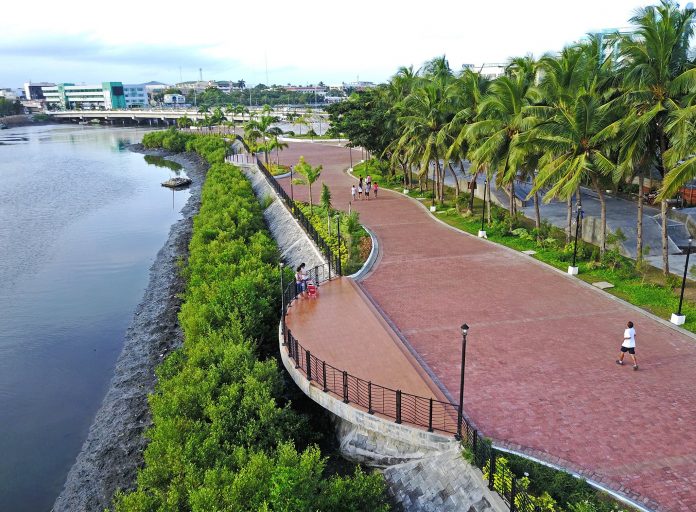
[445,68,491,212]
[531,89,619,254]
[396,63,457,206]
[268,126,288,165]
[293,156,322,214]
[619,0,696,274]
[245,114,276,167]
[467,65,538,219]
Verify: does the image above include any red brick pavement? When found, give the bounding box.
[274,142,696,512]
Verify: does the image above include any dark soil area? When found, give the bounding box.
[52,147,208,512]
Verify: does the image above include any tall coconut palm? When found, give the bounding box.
[444,67,490,211]
[531,89,619,254]
[397,78,457,206]
[619,0,696,274]
[467,66,538,219]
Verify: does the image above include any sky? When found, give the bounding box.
[0,0,657,89]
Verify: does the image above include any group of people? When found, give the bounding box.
[352,175,378,201]
[295,263,310,297]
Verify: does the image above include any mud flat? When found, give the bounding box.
[52,148,207,512]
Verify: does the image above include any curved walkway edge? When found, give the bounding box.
[273,142,696,512]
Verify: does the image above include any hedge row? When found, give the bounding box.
[112,131,390,511]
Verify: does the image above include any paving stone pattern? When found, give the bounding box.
[274,143,696,512]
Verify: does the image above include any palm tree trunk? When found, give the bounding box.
[592,177,607,256]
[447,163,460,199]
[659,133,669,276]
[468,172,476,212]
[566,195,572,243]
[661,199,669,275]
[534,191,541,230]
[309,184,313,215]
[486,178,492,224]
[636,170,645,265]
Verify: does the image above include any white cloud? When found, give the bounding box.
[0,0,656,87]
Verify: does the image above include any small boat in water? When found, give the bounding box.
[0,123,7,129]
[161,176,192,188]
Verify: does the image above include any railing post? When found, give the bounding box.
[428,398,434,432]
[510,478,517,512]
[294,337,299,369]
[488,451,496,491]
[287,330,293,356]
[396,390,402,424]
[322,361,327,392]
[368,381,373,414]
[306,350,311,380]
[342,371,349,403]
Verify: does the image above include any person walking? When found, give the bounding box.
[366,174,372,191]
[616,321,638,370]
[364,182,370,200]
[351,185,356,202]
[373,182,379,199]
[358,178,363,200]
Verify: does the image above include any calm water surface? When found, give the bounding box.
[0,125,190,511]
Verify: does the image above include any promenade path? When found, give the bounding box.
[275,142,696,512]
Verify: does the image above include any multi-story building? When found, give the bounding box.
[23,82,54,100]
[42,82,127,110]
[123,84,148,108]
[163,93,186,105]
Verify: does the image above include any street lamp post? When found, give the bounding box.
[349,145,353,170]
[568,206,584,275]
[336,215,342,275]
[671,238,693,325]
[456,323,469,441]
[478,179,487,238]
[290,165,294,202]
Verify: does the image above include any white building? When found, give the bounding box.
[0,88,19,101]
[124,84,148,108]
[163,93,186,105]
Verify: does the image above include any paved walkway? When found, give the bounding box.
[275,143,696,512]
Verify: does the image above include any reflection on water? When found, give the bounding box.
[0,124,190,512]
[144,154,184,173]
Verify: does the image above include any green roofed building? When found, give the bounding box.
[42,82,127,110]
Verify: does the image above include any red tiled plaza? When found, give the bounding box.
[277,141,696,512]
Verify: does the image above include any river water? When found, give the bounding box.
[0,125,190,511]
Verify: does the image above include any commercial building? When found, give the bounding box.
[42,82,127,110]
[23,82,54,100]
[163,93,186,105]
[123,84,148,108]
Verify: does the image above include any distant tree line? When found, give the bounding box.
[0,98,23,116]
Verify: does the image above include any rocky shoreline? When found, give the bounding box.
[52,146,208,512]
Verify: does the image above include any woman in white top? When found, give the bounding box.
[616,321,638,370]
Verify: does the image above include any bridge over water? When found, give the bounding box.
[49,109,327,126]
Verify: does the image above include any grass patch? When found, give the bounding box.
[295,202,370,275]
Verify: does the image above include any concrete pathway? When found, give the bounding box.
[275,144,696,512]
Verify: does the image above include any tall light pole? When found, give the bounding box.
[672,238,693,325]
[478,179,487,238]
[290,165,294,202]
[348,144,353,170]
[456,323,469,441]
[568,206,583,275]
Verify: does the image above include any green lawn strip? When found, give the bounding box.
[352,160,696,334]
[294,202,370,275]
[113,129,390,511]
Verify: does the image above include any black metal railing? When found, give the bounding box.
[280,264,541,512]
[233,136,342,275]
